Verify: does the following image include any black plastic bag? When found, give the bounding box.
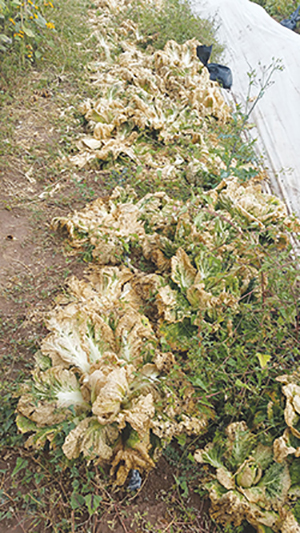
[196,44,212,66]
[280,5,300,31]
[196,44,233,90]
[128,470,142,491]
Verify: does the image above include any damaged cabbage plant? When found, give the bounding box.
[52,178,300,340]
[194,387,300,533]
[17,175,300,488]
[16,265,208,486]
[70,0,232,189]
[52,179,300,427]
[73,37,229,176]
[273,369,300,464]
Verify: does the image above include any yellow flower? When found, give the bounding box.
[49,1,54,7]
[46,21,55,29]
[9,17,16,25]
[34,13,38,18]
[28,0,33,4]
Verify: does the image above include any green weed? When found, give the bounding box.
[251,0,296,19]
[117,0,223,56]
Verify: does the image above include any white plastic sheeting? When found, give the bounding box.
[190,0,300,217]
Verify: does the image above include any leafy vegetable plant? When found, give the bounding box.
[195,420,300,532]
[17,263,207,485]
[41,177,300,493]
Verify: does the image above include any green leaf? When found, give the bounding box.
[252,444,273,470]
[71,492,85,510]
[289,458,300,487]
[229,426,256,471]
[190,376,208,392]
[293,499,300,524]
[201,444,224,469]
[176,433,186,447]
[235,378,252,391]
[34,11,47,28]
[256,352,271,369]
[22,25,35,38]
[174,476,189,498]
[15,414,37,433]
[84,493,102,516]
[159,319,196,351]
[259,462,287,500]
[12,457,29,477]
[0,34,12,44]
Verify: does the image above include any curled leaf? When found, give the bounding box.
[62,417,119,462]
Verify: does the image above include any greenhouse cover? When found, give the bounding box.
[191,0,300,217]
